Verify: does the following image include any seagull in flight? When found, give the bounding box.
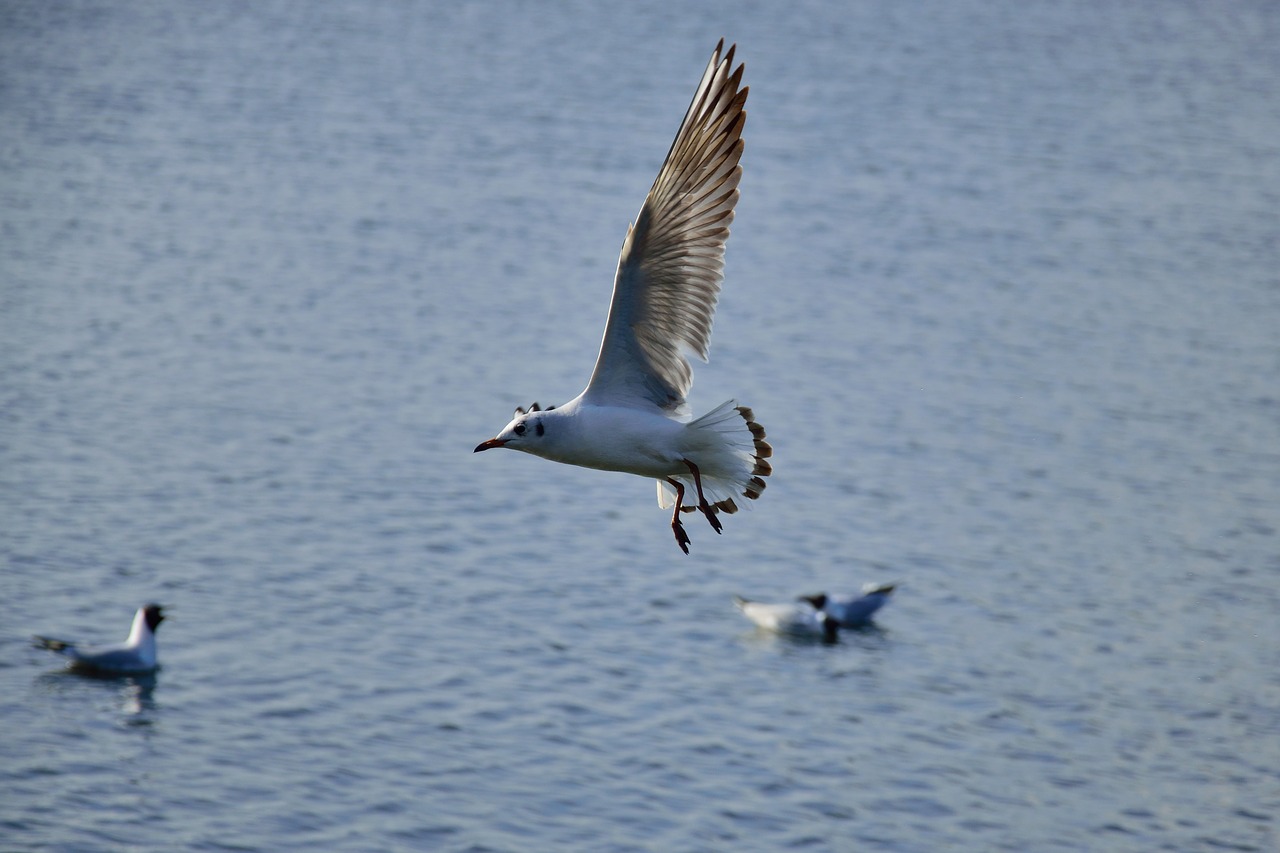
[33,603,166,675]
[474,40,771,553]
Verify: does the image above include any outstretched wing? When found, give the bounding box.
[583,40,748,412]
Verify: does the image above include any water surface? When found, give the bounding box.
[3,2,1278,850]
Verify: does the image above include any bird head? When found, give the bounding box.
[143,604,166,632]
[798,593,828,610]
[474,403,554,454]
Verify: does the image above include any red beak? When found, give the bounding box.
[473,438,507,452]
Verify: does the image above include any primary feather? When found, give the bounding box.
[584,40,748,412]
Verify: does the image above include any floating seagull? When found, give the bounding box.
[800,583,896,627]
[33,603,165,674]
[733,595,840,641]
[474,40,771,554]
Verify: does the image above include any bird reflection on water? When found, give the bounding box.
[35,668,160,723]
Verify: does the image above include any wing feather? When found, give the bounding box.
[583,41,748,411]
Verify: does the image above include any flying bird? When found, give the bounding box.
[33,603,166,675]
[474,40,771,553]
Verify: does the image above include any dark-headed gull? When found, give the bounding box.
[733,596,839,641]
[474,41,771,554]
[800,583,896,627]
[33,603,165,674]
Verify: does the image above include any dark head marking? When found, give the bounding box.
[535,421,545,437]
[143,604,166,631]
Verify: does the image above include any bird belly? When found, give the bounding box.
[547,406,685,478]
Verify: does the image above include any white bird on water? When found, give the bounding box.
[474,40,771,554]
[33,603,166,675]
[733,596,840,641]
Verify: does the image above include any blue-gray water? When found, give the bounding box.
[3,2,1279,850]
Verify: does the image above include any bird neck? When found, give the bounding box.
[126,610,153,647]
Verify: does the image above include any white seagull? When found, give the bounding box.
[733,596,840,641]
[33,603,166,674]
[474,40,771,554]
[800,583,896,627]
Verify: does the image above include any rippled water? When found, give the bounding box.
[3,2,1279,850]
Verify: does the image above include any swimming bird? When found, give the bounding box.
[474,40,771,554]
[800,583,896,627]
[33,603,165,674]
[733,595,839,641]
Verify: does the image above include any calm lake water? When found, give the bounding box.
[3,1,1279,850]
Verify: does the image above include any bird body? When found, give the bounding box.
[489,397,764,499]
[33,603,165,675]
[507,398,688,478]
[733,596,839,641]
[475,41,770,552]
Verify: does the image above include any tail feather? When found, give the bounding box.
[658,401,771,512]
[33,636,72,653]
[735,406,771,501]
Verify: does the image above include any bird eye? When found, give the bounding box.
[514,423,527,436]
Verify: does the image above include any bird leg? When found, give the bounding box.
[682,459,723,535]
[665,477,692,554]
